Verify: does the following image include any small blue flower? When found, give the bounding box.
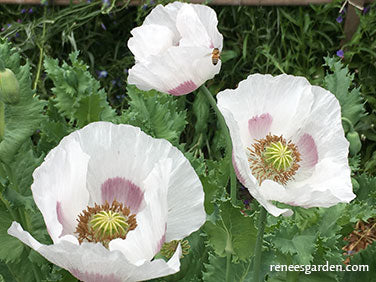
[28,8,33,14]
[363,6,370,14]
[21,8,26,14]
[100,23,106,31]
[336,15,343,23]
[150,0,155,5]
[142,4,148,10]
[336,49,344,58]
[98,70,108,79]
[15,32,20,38]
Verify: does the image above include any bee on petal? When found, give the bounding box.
[211,48,220,66]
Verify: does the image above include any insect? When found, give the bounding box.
[211,48,220,65]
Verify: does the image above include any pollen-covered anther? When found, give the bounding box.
[75,200,137,248]
[247,134,301,185]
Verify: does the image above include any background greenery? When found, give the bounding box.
[0,0,375,281]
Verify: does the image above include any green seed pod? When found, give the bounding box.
[346,131,362,156]
[0,68,20,104]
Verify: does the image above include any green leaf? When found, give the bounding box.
[44,52,115,127]
[0,210,24,263]
[0,42,45,164]
[121,86,187,146]
[200,159,229,214]
[202,253,252,282]
[341,241,376,282]
[323,56,366,128]
[204,201,257,261]
[271,222,316,265]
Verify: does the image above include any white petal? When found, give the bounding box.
[31,139,90,242]
[131,244,182,281]
[143,2,184,45]
[109,159,171,265]
[176,4,213,48]
[294,85,349,163]
[259,158,355,208]
[217,74,314,147]
[8,222,181,282]
[128,46,220,95]
[163,144,206,241]
[191,4,223,49]
[128,24,175,63]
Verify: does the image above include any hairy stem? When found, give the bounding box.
[253,206,267,282]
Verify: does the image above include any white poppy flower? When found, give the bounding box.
[127,2,223,96]
[217,74,356,216]
[8,122,205,281]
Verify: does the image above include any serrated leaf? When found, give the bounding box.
[202,253,252,282]
[121,86,187,146]
[200,158,229,214]
[75,93,108,127]
[271,222,316,265]
[323,56,366,127]
[44,52,115,126]
[0,42,45,164]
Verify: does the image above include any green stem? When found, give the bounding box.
[33,7,47,91]
[225,250,231,282]
[200,85,237,204]
[341,117,355,132]
[253,206,267,282]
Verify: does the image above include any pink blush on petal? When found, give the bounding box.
[56,201,71,237]
[101,177,144,213]
[232,153,246,186]
[248,113,273,140]
[70,269,122,282]
[296,133,319,169]
[168,80,197,96]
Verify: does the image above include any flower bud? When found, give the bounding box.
[346,131,362,155]
[0,68,20,104]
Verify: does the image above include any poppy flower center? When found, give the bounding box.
[75,200,137,248]
[248,134,301,185]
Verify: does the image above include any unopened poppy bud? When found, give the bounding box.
[0,68,20,104]
[346,131,362,156]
